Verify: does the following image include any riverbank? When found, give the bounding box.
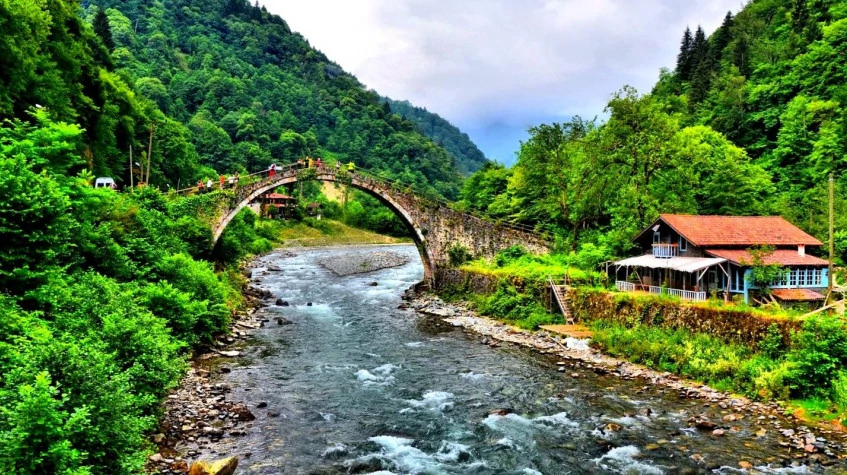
[278,219,411,248]
[145,276,274,473]
[405,292,847,466]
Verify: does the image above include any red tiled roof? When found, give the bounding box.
[265,193,294,199]
[655,214,822,247]
[771,288,826,301]
[705,249,828,266]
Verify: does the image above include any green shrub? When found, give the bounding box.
[447,244,473,267]
[787,316,847,398]
[495,245,528,267]
[249,237,274,254]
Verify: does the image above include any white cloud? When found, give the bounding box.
[260,0,740,162]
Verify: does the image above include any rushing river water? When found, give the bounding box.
[187,245,835,474]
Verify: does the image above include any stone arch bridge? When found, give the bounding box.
[211,166,549,284]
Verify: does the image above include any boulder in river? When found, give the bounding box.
[188,456,238,475]
[231,404,255,421]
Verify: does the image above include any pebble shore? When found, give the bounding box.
[405,291,847,466]
[317,249,410,276]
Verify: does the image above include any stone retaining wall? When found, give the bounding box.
[570,288,802,348]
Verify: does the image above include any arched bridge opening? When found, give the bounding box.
[209,166,550,285]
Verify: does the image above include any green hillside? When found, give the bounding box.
[461,0,847,261]
[2,0,467,199]
[382,97,489,175]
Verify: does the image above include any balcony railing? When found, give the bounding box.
[648,285,706,302]
[615,281,636,292]
[652,243,679,258]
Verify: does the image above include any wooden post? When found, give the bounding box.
[829,172,835,297]
[146,122,156,184]
[129,145,133,188]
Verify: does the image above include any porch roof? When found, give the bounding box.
[614,254,726,273]
[771,288,826,301]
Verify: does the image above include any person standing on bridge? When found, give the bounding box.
[316,157,322,169]
[335,161,341,171]
[219,174,226,189]
[347,161,355,174]
[297,158,304,169]
[197,180,204,192]
[308,157,314,169]
[269,163,277,178]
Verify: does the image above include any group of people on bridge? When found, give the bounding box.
[196,173,240,192]
[192,158,356,194]
[268,158,355,178]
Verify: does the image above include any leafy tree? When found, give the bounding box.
[743,245,790,295]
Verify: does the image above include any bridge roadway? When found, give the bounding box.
[207,164,550,284]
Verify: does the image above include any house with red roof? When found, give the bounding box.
[260,192,297,219]
[612,214,829,304]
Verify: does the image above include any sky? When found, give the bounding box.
[260,0,740,165]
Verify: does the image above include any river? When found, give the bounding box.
[185,245,834,474]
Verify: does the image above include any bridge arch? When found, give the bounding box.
[211,168,550,286]
[213,170,438,281]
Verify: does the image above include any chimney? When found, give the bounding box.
[798,244,806,257]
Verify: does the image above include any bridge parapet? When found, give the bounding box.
[211,166,550,283]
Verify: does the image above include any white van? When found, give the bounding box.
[94,177,116,189]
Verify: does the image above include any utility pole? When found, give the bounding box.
[129,144,134,188]
[829,172,835,296]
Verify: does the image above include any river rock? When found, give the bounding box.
[277,317,292,325]
[257,402,268,409]
[739,461,753,470]
[219,350,240,357]
[231,404,255,421]
[188,456,238,475]
[306,302,313,306]
[369,281,378,286]
[149,453,163,463]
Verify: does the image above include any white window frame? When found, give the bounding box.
[679,237,687,252]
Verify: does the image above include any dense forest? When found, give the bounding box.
[3,0,476,199]
[460,0,847,262]
[381,97,489,175]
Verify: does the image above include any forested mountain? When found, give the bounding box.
[461,0,847,262]
[381,97,489,175]
[2,0,466,198]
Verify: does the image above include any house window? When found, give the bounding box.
[679,237,687,251]
[783,268,824,287]
[653,232,660,244]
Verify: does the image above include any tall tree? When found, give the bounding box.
[676,27,694,81]
[92,7,114,51]
[710,12,734,66]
